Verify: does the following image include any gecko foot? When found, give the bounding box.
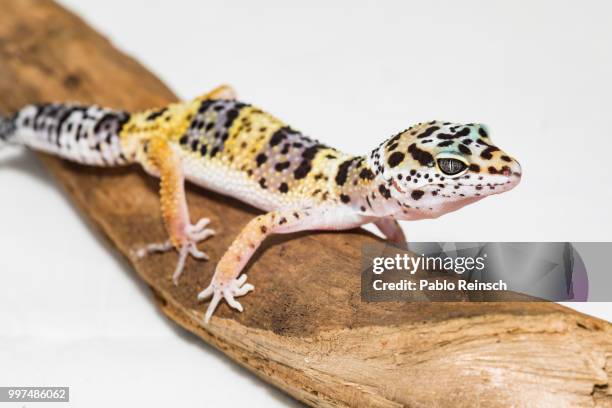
[197,274,255,324]
[134,217,215,285]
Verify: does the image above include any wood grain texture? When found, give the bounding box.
[0,1,610,406]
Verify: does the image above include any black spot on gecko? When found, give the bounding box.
[340,194,351,203]
[56,109,75,137]
[411,190,425,200]
[437,133,459,140]
[269,127,288,146]
[408,143,434,166]
[335,158,356,186]
[259,177,267,189]
[293,162,311,179]
[275,161,291,171]
[458,144,472,155]
[386,133,402,146]
[224,109,239,128]
[417,126,440,139]
[359,168,375,180]
[481,146,499,160]
[387,151,405,168]
[279,182,289,193]
[387,142,399,151]
[199,99,215,113]
[302,145,321,160]
[292,145,324,180]
[256,153,267,167]
[456,127,470,137]
[437,140,453,147]
[74,124,83,141]
[146,107,167,121]
[378,184,391,199]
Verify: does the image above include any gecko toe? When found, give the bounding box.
[224,295,243,312]
[234,283,254,297]
[188,245,209,260]
[197,284,215,301]
[204,292,223,324]
[199,274,254,323]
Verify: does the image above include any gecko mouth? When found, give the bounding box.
[391,179,405,193]
[430,180,519,196]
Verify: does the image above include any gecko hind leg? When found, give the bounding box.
[197,84,237,101]
[134,137,216,285]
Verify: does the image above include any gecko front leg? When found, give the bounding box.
[374,218,407,246]
[136,137,215,284]
[198,208,370,323]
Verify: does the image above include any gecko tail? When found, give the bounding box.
[0,113,17,148]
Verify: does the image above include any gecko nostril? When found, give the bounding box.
[502,168,511,177]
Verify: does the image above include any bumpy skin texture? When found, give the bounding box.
[1,85,522,323]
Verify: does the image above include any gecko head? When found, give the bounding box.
[370,121,522,219]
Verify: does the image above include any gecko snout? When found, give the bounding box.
[510,159,522,179]
[503,159,522,191]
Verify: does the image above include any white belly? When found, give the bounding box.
[179,150,316,212]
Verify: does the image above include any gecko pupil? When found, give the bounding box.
[437,158,467,176]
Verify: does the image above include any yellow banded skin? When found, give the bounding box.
[121,96,362,209]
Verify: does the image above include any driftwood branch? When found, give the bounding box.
[0,1,610,406]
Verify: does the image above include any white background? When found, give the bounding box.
[1,1,610,406]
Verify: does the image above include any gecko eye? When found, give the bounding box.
[437,157,468,176]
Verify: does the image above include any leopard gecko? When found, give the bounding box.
[0,85,522,323]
